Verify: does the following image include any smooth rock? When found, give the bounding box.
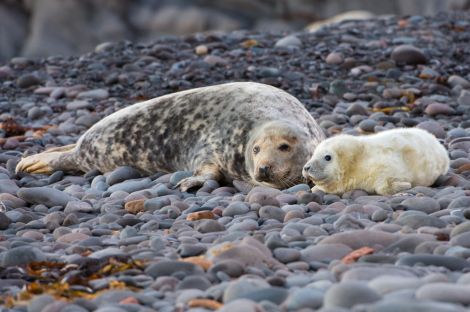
[323,281,381,308]
[275,35,302,47]
[283,288,324,310]
[396,254,470,271]
[145,260,203,278]
[391,45,427,65]
[301,244,352,262]
[399,197,441,214]
[106,166,142,186]
[319,230,397,249]
[416,283,470,305]
[17,187,74,207]
[2,246,46,266]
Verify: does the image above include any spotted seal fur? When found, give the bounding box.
[17,82,325,190]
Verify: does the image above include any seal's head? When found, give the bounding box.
[246,121,313,189]
[302,135,364,193]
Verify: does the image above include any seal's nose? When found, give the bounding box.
[303,164,311,172]
[258,165,270,180]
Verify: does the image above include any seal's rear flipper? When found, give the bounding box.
[16,144,77,175]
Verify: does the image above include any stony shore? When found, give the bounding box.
[1,12,470,312]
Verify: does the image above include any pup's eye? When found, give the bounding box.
[324,155,332,161]
[279,144,290,151]
[253,146,260,154]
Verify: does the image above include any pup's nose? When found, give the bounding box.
[258,165,270,179]
[303,164,311,172]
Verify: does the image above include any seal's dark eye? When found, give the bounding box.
[279,144,290,151]
[253,146,260,154]
[324,155,332,161]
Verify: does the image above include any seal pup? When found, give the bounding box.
[302,128,449,195]
[16,82,325,191]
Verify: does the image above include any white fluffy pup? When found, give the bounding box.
[302,128,450,195]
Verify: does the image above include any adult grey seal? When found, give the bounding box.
[16,82,325,190]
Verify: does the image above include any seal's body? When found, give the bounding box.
[303,128,449,195]
[17,82,325,190]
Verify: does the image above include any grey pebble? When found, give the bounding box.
[223,201,250,217]
[323,281,381,308]
[0,179,19,194]
[2,246,46,266]
[196,219,225,233]
[283,288,324,310]
[17,73,41,88]
[396,254,470,271]
[106,166,142,185]
[367,299,466,312]
[76,88,109,99]
[145,260,203,278]
[391,44,427,65]
[399,197,441,214]
[107,177,151,193]
[396,211,446,229]
[17,187,74,207]
[259,205,285,222]
[274,35,302,47]
[273,247,301,263]
[169,171,192,185]
[0,212,11,230]
[223,277,270,303]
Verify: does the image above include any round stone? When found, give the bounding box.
[283,288,324,310]
[274,35,302,48]
[145,260,203,278]
[324,281,381,308]
[399,197,441,214]
[2,246,46,267]
[396,254,470,271]
[106,166,142,185]
[258,206,285,222]
[196,219,225,233]
[425,103,455,116]
[273,248,301,263]
[416,283,470,305]
[326,52,344,65]
[223,202,250,217]
[17,187,74,207]
[17,74,41,88]
[391,45,427,65]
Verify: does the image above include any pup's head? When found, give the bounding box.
[302,135,362,193]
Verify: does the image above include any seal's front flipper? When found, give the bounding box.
[391,181,412,194]
[176,164,222,192]
[177,176,209,192]
[16,144,77,175]
[376,179,412,195]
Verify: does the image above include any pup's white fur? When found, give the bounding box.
[303,128,450,195]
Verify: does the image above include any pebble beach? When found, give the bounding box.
[1,12,470,312]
